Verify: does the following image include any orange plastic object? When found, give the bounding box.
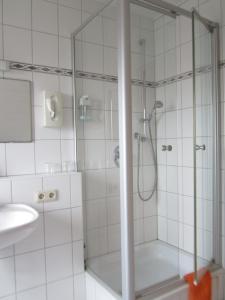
[184,271,211,300]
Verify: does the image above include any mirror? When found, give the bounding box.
[0,79,32,142]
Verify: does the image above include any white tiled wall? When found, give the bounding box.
[0,173,85,300]
[0,0,89,299]
[154,0,221,264]
[0,0,78,177]
[75,6,158,259]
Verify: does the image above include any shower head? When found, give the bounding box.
[154,101,163,109]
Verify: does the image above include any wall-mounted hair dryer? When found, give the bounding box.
[43,91,63,128]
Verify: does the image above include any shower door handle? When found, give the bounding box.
[114,145,120,168]
[195,144,206,151]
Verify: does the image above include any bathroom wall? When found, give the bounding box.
[0,173,85,300]
[0,0,87,299]
[75,5,158,259]
[155,0,225,266]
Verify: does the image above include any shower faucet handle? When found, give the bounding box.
[162,145,172,151]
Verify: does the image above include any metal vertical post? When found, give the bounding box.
[118,0,135,299]
[212,24,222,266]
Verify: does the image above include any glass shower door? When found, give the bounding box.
[192,9,215,284]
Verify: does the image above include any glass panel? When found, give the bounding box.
[192,11,214,282]
[130,3,180,292]
[74,0,122,295]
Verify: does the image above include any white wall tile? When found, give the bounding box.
[180,42,192,73]
[33,32,58,67]
[86,198,107,230]
[12,176,42,211]
[73,240,84,274]
[85,140,106,169]
[84,111,105,140]
[3,0,31,29]
[0,144,6,176]
[104,82,118,111]
[158,216,167,242]
[46,244,73,282]
[4,25,32,63]
[59,37,72,69]
[181,78,193,109]
[32,0,58,35]
[83,42,103,74]
[6,143,35,175]
[144,216,157,242]
[167,220,178,247]
[105,111,118,140]
[0,178,11,204]
[167,166,178,194]
[15,250,46,291]
[103,17,117,48]
[106,168,120,197]
[59,6,81,38]
[107,196,120,225]
[15,214,44,254]
[107,224,120,252]
[61,139,75,163]
[74,273,86,300]
[17,286,46,300]
[82,14,103,45]
[158,191,167,217]
[0,257,15,297]
[44,209,72,247]
[71,173,82,207]
[59,0,81,9]
[59,76,73,108]
[72,207,83,241]
[47,277,73,300]
[182,108,193,138]
[134,219,144,245]
[85,169,106,200]
[167,193,178,221]
[87,227,107,258]
[103,47,117,76]
[43,174,70,211]
[35,140,61,174]
[0,246,13,259]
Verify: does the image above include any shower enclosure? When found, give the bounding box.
[72,0,221,299]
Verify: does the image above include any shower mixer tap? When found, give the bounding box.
[162,145,172,151]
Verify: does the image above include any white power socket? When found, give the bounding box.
[35,190,57,203]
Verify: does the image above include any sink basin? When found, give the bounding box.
[0,204,39,249]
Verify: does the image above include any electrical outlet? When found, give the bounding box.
[35,191,46,203]
[35,190,57,203]
[46,190,57,201]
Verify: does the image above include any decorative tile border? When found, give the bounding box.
[75,70,157,87]
[6,60,225,87]
[9,61,72,76]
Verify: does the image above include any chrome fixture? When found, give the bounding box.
[114,145,120,168]
[162,145,172,151]
[195,144,206,151]
[141,101,164,123]
[136,39,164,202]
[79,95,91,121]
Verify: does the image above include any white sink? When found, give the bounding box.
[0,204,39,249]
